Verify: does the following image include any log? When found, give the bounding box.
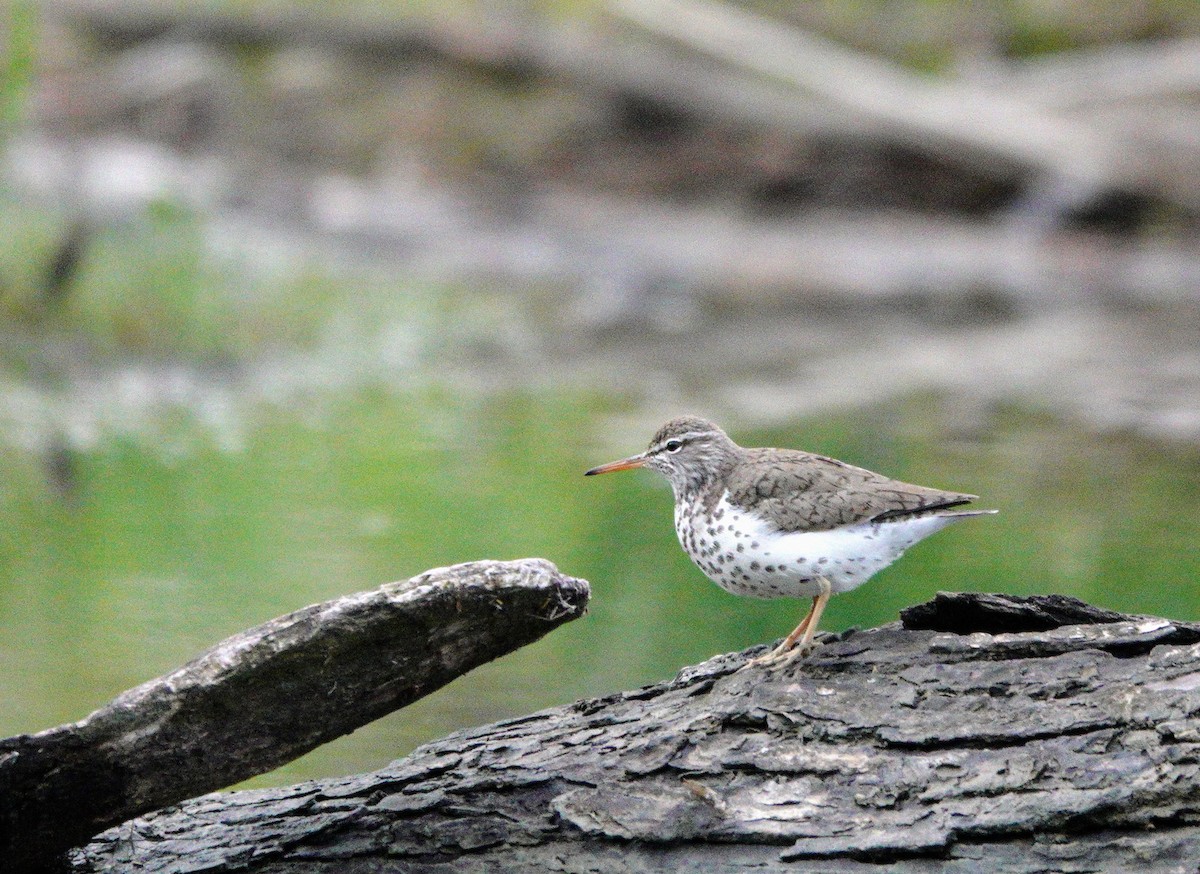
[70,593,1200,872]
[610,0,1200,212]
[0,558,590,874]
[983,37,1200,110]
[44,0,861,140]
[610,0,1111,178]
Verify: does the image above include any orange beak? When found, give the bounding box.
[584,453,647,476]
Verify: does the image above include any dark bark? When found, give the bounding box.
[69,593,1200,872]
[0,558,589,873]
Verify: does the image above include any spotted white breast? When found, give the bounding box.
[674,493,966,599]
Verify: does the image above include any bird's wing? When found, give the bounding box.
[726,448,977,533]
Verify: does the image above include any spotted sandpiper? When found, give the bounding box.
[585,416,996,665]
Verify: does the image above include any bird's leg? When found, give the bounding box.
[776,599,817,652]
[744,604,813,668]
[795,576,832,651]
[746,576,833,668]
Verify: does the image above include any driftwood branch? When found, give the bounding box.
[40,0,1200,224]
[0,558,589,873]
[985,37,1200,110]
[610,0,1113,178]
[610,0,1200,211]
[70,593,1200,872]
[45,0,859,141]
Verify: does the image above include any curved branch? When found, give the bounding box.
[0,558,590,873]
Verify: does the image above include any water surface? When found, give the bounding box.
[2,390,1196,787]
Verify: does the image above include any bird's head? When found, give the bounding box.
[585,416,739,497]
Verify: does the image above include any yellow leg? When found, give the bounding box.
[776,597,817,652]
[746,576,833,668]
[796,576,832,650]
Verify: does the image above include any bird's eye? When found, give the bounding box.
[665,440,683,453]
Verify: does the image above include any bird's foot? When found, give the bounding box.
[742,638,818,671]
[740,628,858,671]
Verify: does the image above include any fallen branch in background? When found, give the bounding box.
[983,37,1200,110]
[609,0,1200,212]
[71,592,1200,872]
[0,558,590,874]
[35,0,1200,231]
[52,0,1200,213]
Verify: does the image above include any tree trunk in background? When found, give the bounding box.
[72,593,1200,873]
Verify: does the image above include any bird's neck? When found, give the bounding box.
[672,446,740,505]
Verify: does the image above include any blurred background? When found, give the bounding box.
[2,0,1199,787]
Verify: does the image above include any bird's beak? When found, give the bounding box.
[584,453,646,476]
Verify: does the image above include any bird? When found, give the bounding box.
[585,416,996,665]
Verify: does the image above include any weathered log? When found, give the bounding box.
[0,558,589,874]
[71,593,1200,872]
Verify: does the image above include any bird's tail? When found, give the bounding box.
[873,501,997,522]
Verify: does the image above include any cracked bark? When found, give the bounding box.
[67,592,1200,873]
[0,559,589,874]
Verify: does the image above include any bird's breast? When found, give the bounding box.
[675,493,821,598]
[673,493,958,599]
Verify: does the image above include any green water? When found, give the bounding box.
[2,190,1198,788]
[1,389,1198,788]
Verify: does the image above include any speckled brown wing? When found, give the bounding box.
[725,448,977,533]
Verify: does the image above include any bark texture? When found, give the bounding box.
[73,593,1200,873]
[0,558,589,873]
